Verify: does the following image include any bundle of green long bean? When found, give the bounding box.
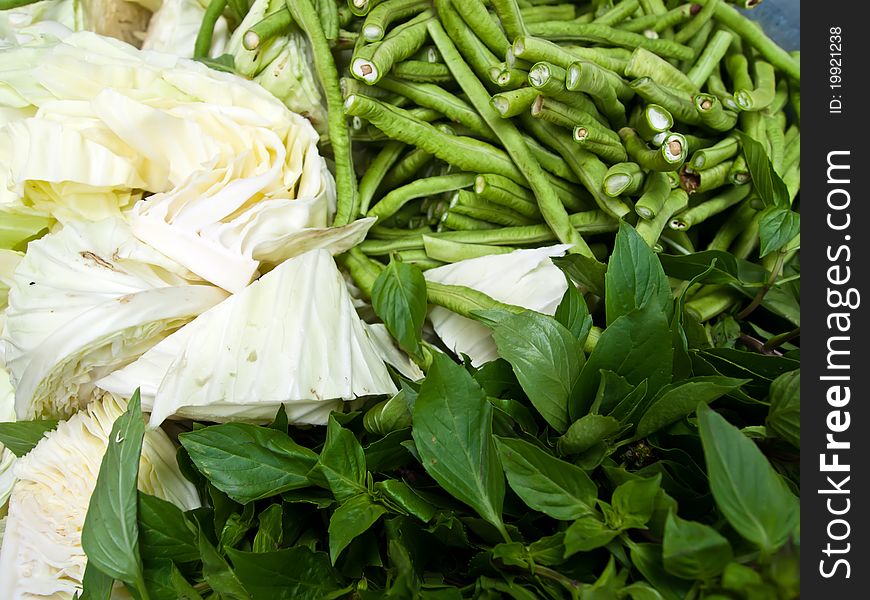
[213,0,799,311]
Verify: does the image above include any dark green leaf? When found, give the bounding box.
[699,347,799,385]
[698,405,799,553]
[622,582,665,600]
[219,502,255,552]
[280,488,335,508]
[495,436,597,520]
[411,352,507,538]
[609,380,649,423]
[196,53,237,73]
[253,503,284,553]
[629,543,693,600]
[364,428,414,473]
[138,492,199,563]
[572,304,673,418]
[197,524,251,600]
[528,533,567,566]
[758,206,800,257]
[328,494,389,563]
[491,310,584,433]
[372,257,428,356]
[557,414,622,455]
[310,415,368,501]
[179,423,317,504]
[0,420,58,456]
[491,542,528,568]
[228,547,346,600]
[473,359,521,398]
[269,405,288,433]
[738,133,790,209]
[563,516,619,556]
[553,253,607,297]
[663,512,733,580]
[766,369,800,447]
[375,479,437,522]
[142,560,203,600]
[611,474,661,529]
[554,278,593,345]
[489,398,539,435]
[81,391,146,593]
[635,377,749,439]
[589,370,635,416]
[606,222,672,324]
[79,562,113,600]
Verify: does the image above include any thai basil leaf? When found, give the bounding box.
[554,277,593,345]
[374,479,437,522]
[766,369,800,447]
[138,492,199,563]
[371,257,428,356]
[635,377,750,439]
[253,503,284,553]
[328,494,389,563]
[605,222,672,325]
[179,423,317,504]
[81,391,147,595]
[738,133,790,209]
[611,474,661,529]
[227,547,346,600]
[698,405,799,553]
[78,563,113,600]
[0,420,58,457]
[491,310,584,432]
[572,303,673,419]
[197,524,251,600]
[310,415,368,501]
[494,436,597,520]
[557,414,622,455]
[663,512,733,580]
[563,516,619,556]
[758,206,800,257]
[411,352,507,538]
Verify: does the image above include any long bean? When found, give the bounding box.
[625,47,697,93]
[440,212,500,230]
[532,97,621,144]
[636,188,689,247]
[377,77,492,137]
[694,94,738,131]
[527,21,694,61]
[359,141,405,214]
[630,77,702,125]
[452,190,538,226]
[689,135,739,170]
[362,0,430,41]
[603,162,645,197]
[345,94,524,181]
[632,103,674,141]
[594,0,640,26]
[513,37,632,74]
[436,0,503,84]
[675,0,720,44]
[619,5,693,33]
[699,0,801,81]
[287,0,358,224]
[734,60,776,111]
[491,87,540,117]
[194,0,228,59]
[451,0,511,55]
[635,171,671,220]
[524,116,632,219]
[687,29,734,88]
[428,19,596,257]
[244,9,293,51]
[475,174,542,218]
[492,0,529,40]
[670,184,751,230]
[620,127,688,171]
[379,146,434,190]
[352,12,433,83]
[316,0,340,42]
[368,173,477,221]
[423,236,517,263]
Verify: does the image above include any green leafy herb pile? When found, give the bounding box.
[0,0,800,598]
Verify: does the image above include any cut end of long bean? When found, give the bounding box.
[363,24,385,42]
[243,30,261,51]
[352,59,380,84]
[528,63,551,87]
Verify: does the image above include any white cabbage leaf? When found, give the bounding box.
[0,30,359,292]
[424,245,571,367]
[142,0,229,58]
[99,249,399,427]
[0,392,199,599]
[1,219,228,420]
[0,366,16,513]
[0,1,83,48]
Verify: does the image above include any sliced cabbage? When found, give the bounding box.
[0,1,83,48]
[99,249,399,427]
[1,219,228,420]
[0,30,354,292]
[424,246,571,367]
[0,392,199,599]
[142,0,229,58]
[0,366,16,512]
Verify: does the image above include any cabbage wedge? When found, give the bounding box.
[99,249,399,427]
[0,393,199,599]
[424,246,571,366]
[1,219,228,420]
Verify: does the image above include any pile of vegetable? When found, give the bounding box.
[0,0,800,599]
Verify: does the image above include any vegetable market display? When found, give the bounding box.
[0,0,800,599]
